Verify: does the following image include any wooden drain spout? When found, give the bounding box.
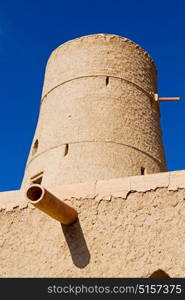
[26,184,78,225]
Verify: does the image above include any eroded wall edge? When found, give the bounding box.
[0,170,185,212]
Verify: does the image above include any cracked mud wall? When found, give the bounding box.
[1,172,185,277]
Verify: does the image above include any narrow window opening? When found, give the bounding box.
[32,139,39,156]
[106,76,109,86]
[30,172,43,185]
[149,269,170,278]
[141,167,146,175]
[32,176,43,185]
[64,144,69,156]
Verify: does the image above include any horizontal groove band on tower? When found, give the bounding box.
[26,141,166,168]
[34,77,164,162]
[41,75,155,103]
[23,142,166,187]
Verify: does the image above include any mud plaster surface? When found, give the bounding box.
[0,171,185,277]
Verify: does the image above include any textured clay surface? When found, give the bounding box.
[21,34,166,188]
[1,171,185,277]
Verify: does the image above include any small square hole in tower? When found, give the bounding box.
[141,167,146,175]
[64,144,69,156]
[106,76,109,86]
[32,139,39,156]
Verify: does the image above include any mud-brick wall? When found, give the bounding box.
[1,171,185,277]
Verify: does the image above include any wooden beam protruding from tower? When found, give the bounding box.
[159,97,180,101]
[154,94,181,102]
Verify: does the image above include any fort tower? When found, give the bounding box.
[21,34,166,188]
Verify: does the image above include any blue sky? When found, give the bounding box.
[0,0,184,191]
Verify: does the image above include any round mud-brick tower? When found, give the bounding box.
[21,34,167,188]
